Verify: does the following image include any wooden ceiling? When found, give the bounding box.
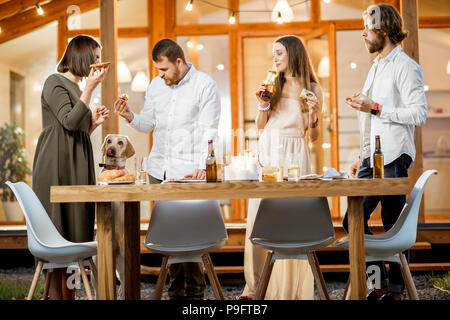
[0,0,100,44]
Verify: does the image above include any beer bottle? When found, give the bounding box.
[373,135,384,179]
[206,139,217,182]
[261,70,277,100]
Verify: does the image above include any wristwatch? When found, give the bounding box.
[371,102,379,115]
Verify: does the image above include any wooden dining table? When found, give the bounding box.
[50,177,410,300]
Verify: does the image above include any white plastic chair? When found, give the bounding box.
[6,181,98,300]
[144,200,228,300]
[250,197,335,300]
[334,170,438,300]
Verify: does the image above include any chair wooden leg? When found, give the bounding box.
[153,255,169,300]
[42,269,52,300]
[88,257,98,290]
[255,251,275,300]
[27,261,43,300]
[399,253,419,300]
[202,254,225,300]
[343,276,351,300]
[307,252,330,300]
[78,260,94,300]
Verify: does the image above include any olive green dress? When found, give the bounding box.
[33,73,95,243]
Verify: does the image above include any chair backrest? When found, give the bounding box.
[145,200,228,247]
[250,197,334,243]
[382,170,437,247]
[5,181,68,252]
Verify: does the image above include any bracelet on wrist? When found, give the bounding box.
[258,103,271,112]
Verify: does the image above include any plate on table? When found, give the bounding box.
[162,179,206,184]
[98,180,135,185]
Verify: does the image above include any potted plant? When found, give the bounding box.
[0,123,31,221]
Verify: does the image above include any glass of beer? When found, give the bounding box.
[261,70,277,100]
[262,166,281,182]
[287,153,301,182]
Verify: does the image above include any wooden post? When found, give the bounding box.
[100,0,119,139]
[124,202,141,300]
[347,196,366,300]
[57,16,68,62]
[400,0,424,223]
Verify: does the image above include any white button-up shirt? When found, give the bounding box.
[360,45,427,167]
[129,63,221,180]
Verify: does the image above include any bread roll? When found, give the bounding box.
[113,173,136,182]
[98,169,125,181]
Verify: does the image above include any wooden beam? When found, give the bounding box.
[0,0,99,44]
[57,16,68,62]
[0,0,51,21]
[419,16,450,28]
[100,0,118,138]
[67,26,149,38]
[400,0,424,223]
[311,0,321,26]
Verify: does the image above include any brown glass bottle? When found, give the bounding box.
[373,135,384,179]
[206,139,217,182]
[261,70,276,100]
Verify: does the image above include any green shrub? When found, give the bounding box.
[427,272,450,293]
[0,278,44,300]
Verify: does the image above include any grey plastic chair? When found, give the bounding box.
[6,181,98,300]
[144,200,228,300]
[334,170,437,300]
[250,197,335,300]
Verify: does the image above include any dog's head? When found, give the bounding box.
[101,134,135,166]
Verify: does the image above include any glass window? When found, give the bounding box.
[419,0,450,17]
[0,22,57,223]
[116,37,150,220]
[419,28,450,217]
[176,0,228,25]
[68,0,148,31]
[239,0,310,23]
[336,30,374,217]
[321,0,374,20]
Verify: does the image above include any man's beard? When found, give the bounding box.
[163,68,181,86]
[365,33,386,54]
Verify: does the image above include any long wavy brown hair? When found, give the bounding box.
[270,35,319,111]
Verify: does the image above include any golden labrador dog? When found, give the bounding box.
[95,134,135,299]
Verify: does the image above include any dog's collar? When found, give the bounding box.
[104,164,126,170]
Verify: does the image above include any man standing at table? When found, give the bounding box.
[343,4,427,300]
[114,38,221,300]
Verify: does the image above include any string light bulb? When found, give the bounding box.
[185,0,193,11]
[228,11,236,24]
[276,11,283,24]
[36,3,44,15]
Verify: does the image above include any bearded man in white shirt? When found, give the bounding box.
[342,4,427,301]
[114,38,221,300]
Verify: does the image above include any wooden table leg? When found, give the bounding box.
[96,202,116,300]
[347,196,366,300]
[124,201,141,300]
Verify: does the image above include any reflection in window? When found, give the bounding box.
[419,0,450,17]
[239,0,310,23]
[321,0,374,20]
[68,0,147,30]
[176,0,228,25]
[116,37,150,220]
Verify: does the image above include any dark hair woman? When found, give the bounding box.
[33,35,110,300]
[240,35,323,300]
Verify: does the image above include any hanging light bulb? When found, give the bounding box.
[185,0,193,11]
[131,71,149,92]
[276,11,283,24]
[36,4,44,15]
[272,1,293,23]
[196,43,204,51]
[228,11,236,24]
[187,41,193,48]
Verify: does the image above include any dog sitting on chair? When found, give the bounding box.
[95,134,135,299]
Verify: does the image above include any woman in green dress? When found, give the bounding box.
[33,35,110,300]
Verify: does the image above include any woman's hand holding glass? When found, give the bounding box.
[256,82,271,107]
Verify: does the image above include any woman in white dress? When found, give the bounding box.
[240,35,323,300]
